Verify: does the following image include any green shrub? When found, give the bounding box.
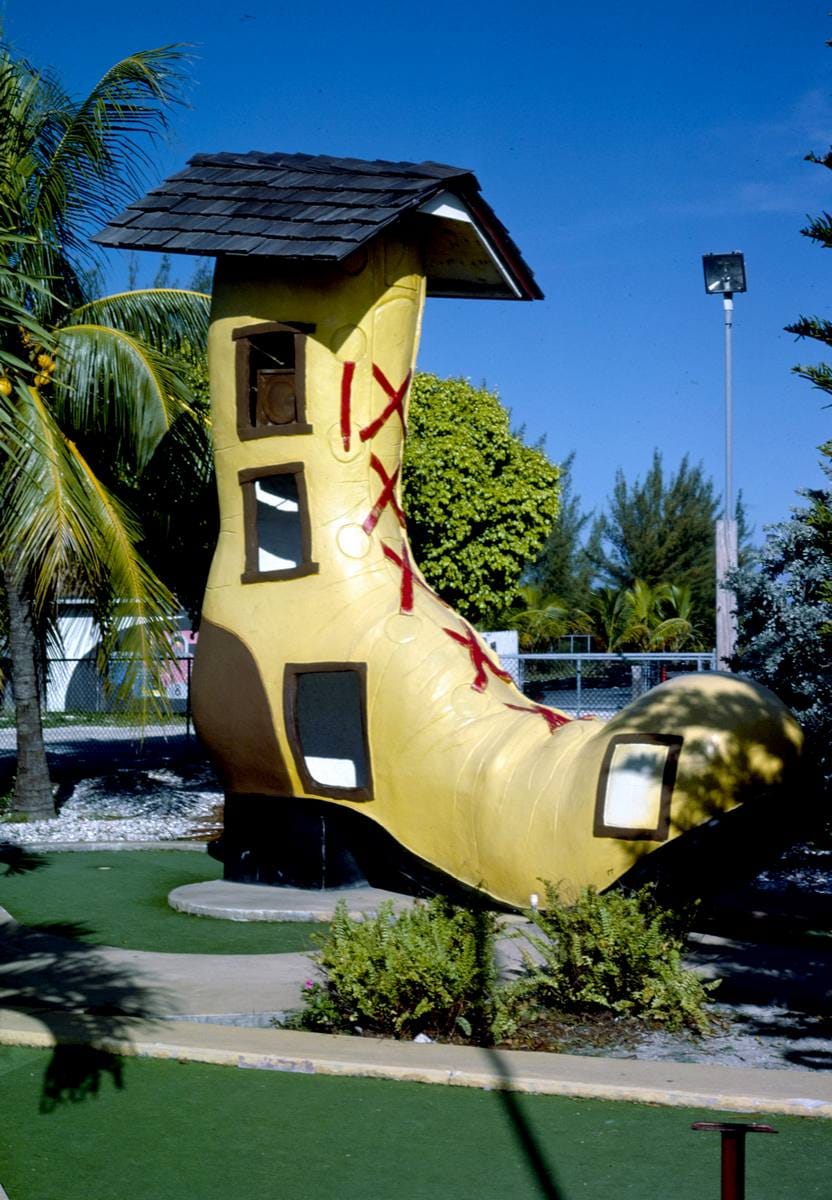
[285,897,498,1042]
[508,883,716,1034]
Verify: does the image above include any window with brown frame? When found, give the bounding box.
[233,321,314,439]
[284,663,373,801]
[593,733,682,842]
[239,464,318,583]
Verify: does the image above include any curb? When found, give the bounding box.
[1,1014,831,1120]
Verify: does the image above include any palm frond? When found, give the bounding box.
[0,229,60,359]
[0,385,177,711]
[52,322,195,468]
[1,384,102,602]
[30,46,191,244]
[60,438,178,714]
[70,288,209,350]
[648,617,694,651]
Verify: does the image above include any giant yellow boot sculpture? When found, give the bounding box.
[190,239,802,909]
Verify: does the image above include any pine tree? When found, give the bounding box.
[587,450,718,641]
[524,452,593,610]
[733,124,832,778]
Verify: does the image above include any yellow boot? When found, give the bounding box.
[191,236,802,909]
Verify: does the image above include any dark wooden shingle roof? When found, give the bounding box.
[93,150,542,301]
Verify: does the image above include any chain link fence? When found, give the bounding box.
[503,652,717,719]
[1,650,715,755]
[0,656,194,752]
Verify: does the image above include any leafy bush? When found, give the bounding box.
[507,883,716,1034]
[285,897,497,1042]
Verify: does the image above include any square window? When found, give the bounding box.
[593,734,681,841]
[239,465,318,583]
[233,321,314,439]
[284,664,373,801]
[254,474,303,572]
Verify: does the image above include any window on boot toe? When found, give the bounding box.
[593,733,681,841]
[284,665,373,801]
[239,465,318,582]
[233,321,314,439]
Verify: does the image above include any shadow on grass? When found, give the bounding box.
[0,843,172,1111]
[483,1046,569,1200]
[468,902,569,1200]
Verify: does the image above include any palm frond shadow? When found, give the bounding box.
[460,904,570,1200]
[0,844,173,1110]
[482,1046,569,1200]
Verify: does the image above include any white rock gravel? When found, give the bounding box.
[0,765,223,845]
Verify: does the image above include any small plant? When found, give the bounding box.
[0,778,19,819]
[507,882,716,1034]
[285,897,498,1043]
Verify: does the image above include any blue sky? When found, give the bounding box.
[5,0,832,537]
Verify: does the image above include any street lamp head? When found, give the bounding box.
[703,252,746,295]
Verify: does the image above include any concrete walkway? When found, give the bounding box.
[1,886,832,1119]
[1,1007,831,1119]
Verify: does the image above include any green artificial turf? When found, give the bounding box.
[0,851,321,954]
[0,1047,827,1200]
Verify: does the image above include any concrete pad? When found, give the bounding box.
[1,1008,831,1119]
[168,880,418,922]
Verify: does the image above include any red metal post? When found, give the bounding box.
[692,1122,777,1200]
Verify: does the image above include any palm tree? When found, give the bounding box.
[586,586,632,652]
[586,579,700,653]
[0,41,209,817]
[502,582,593,652]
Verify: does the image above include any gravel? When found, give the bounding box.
[0,764,223,845]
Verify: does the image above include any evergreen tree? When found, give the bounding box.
[734,130,832,776]
[588,450,718,642]
[732,456,832,775]
[524,452,593,609]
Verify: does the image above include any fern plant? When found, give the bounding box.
[285,897,498,1042]
[508,882,716,1034]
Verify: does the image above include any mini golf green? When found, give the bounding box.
[0,1047,827,1200]
[0,851,321,953]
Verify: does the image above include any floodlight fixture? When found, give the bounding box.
[701,251,747,670]
[702,252,746,295]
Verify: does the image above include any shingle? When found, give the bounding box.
[244,236,326,256]
[128,210,186,230]
[163,231,231,251]
[198,198,250,215]
[242,200,311,219]
[124,229,179,248]
[92,224,145,246]
[168,198,221,215]
[91,149,540,299]
[214,216,276,236]
[132,193,177,211]
[212,234,271,253]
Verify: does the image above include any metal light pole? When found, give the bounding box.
[702,252,746,670]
